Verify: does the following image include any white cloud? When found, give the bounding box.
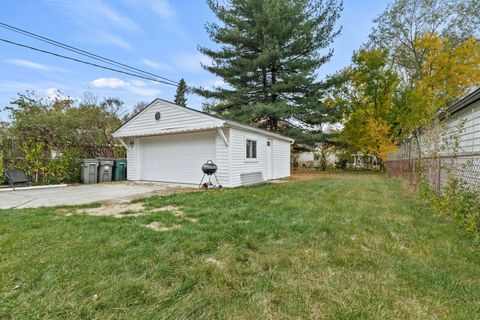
[45,0,138,30]
[212,79,225,88]
[43,0,137,49]
[128,86,162,97]
[5,59,48,71]
[4,59,64,71]
[42,88,71,100]
[142,58,172,71]
[97,33,132,50]
[174,52,211,73]
[123,0,175,19]
[149,0,175,19]
[92,77,128,89]
[91,77,162,97]
[45,87,59,97]
[130,80,147,87]
[194,78,227,90]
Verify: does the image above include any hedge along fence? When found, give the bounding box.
[387,153,480,233]
[1,139,127,186]
[387,153,480,191]
[2,153,81,185]
[0,151,4,184]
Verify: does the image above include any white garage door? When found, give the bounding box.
[138,131,216,184]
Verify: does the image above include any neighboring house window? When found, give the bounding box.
[246,139,257,159]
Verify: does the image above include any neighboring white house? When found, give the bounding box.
[440,88,480,154]
[296,144,339,167]
[112,99,293,187]
[389,88,480,191]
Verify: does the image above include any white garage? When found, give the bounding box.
[138,131,215,183]
[113,99,293,187]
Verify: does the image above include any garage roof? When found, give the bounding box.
[113,98,294,142]
[440,87,480,119]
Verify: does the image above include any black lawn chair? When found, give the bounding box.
[5,169,31,190]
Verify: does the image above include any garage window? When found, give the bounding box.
[246,139,257,159]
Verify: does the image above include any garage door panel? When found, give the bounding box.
[138,131,215,184]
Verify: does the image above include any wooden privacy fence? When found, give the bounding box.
[386,152,480,192]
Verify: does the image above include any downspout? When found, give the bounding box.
[117,137,128,149]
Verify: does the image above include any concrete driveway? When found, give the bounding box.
[0,182,192,209]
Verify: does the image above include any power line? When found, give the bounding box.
[0,21,179,86]
[0,38,178,86]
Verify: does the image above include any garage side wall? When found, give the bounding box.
[215,128,230,187]
[272,138,291,179]
[125,137,137,181]
[229,128,291,187]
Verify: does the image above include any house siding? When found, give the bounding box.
[114,100,293,186]
[114,100,223,138]
[137,131,216,184]
[389,94,480,191]
[442,100,480,154]
[125,137,137,181]
[228,127,291,187]
[272,138,291,179]
[215,128,230,187]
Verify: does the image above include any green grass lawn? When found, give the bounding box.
[1,174,479,319]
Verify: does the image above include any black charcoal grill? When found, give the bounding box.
[199,160,222,188]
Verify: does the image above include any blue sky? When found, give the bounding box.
[0,0,389,121]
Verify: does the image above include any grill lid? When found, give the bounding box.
[202,160,217,174]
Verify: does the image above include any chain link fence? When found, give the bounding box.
[386,152,480,192]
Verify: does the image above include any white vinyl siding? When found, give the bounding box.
[125,137,137,181]
[123,125,291,186]
[137,131,215,184]
[115,99,292,186]
[114,100,223,138]
[442,100,480,153]
[215,128,230,187]
[272,139,291,179]
[228,128,291,187]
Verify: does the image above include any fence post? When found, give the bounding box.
[437,157,441,192]
[412,158,416,188]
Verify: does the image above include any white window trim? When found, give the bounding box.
[245,138,258,162]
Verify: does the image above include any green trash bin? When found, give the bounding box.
[113,159,127,181]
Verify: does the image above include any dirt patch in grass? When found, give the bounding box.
[73,202,198,222]
[143,222,181,232]
[205,257,226,268]
[150,186,199,197]
[291,171,342,181]
[77,202,147,218]
[269,179,289,184]
[290,171,376,181]
[151,205,198,223]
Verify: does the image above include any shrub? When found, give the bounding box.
[420,178,480,233]
[0,151,4,184]
[47,149,80,184]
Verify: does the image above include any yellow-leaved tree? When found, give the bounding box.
[396,35,480,138]
[341,49,398,164]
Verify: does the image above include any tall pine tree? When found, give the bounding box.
[174,78,188,107]
[196,0,343,146]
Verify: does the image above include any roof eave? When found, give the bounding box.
[441,88,480,119]
[224,121,294,143]
[112,125,223,138]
